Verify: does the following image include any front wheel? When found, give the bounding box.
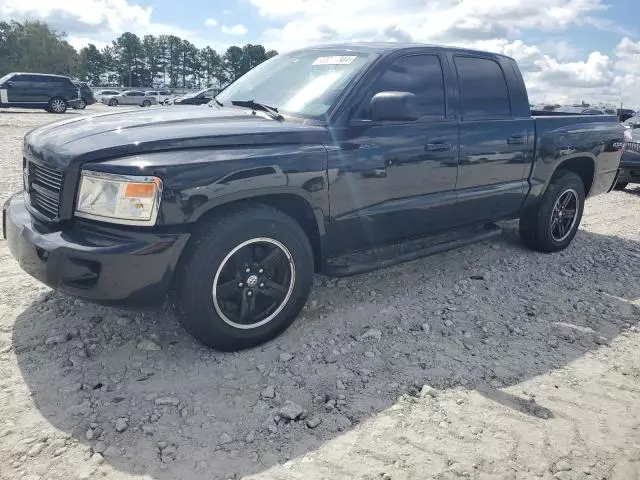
[75,99,87,110]
[519,170,585,253]
[174,204,314,351]
[142,100,151,107]
[613,182,628,191]
[109,99,118,107]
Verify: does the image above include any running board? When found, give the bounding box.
[324,223,501,277]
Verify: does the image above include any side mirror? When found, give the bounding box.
[370,91,420,122]
[5,81,14,88]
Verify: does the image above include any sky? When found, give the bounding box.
[1,0,640,106]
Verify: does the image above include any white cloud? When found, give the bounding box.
[251,0,640,107]
[204,18,218,28]
[221,24,248,36]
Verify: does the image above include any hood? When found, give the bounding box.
[25,106,328,169]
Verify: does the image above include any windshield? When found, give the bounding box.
[216,50,377,118]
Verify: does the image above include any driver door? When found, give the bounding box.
[326,52,459,254]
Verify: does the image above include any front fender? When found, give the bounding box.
[91,146,330,230]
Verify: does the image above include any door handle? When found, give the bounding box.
[425,142,452,152]
[507,135,525,145]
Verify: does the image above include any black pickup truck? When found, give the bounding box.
[3,43,623,351]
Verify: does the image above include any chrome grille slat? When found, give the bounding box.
[28,161,63,219]
[624,141,640,153]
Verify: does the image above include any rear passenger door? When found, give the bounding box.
[451,54,534,225]
[6,74,35,104]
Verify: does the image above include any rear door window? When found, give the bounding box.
[455,56,511,120]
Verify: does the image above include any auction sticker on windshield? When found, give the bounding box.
[312,56,357,65]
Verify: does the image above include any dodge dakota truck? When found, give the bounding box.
[3,43,624,351]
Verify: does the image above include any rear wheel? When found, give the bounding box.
[142,100,151,107]
[109,99,118,107]
[48,97,67,114]
[614,182,628,191]
[175,204,314,351]
[75,98,87,110]
[519,170,585,253]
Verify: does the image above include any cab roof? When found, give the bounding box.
[298,42,514,61]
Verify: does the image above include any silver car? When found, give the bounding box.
[101,90,157,107]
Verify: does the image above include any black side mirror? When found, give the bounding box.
[5,81,14,88]
[370,91,420,122]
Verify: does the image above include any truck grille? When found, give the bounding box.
[624,141,640,153]
[28,161,63,219]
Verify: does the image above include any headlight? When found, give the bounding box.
[75,171,162,226]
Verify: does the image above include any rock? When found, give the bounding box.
[91,453,104,465]
[27,442,45,457]
[245,433,255,443]
[219,433,232,444]
[552,459,572,473]
[364,351,375,358]
[142,424,154,435]
[359,328,382,342]
[155,396,180,406]
[45,334,70,345]
[278,400,304,421]
[336,380,346,390]
[260,385,276,399]
[67,401,91,416]
[279,352,294,362]
[444,319,454,327]
[53,447,67,457]
[160,444,177,463]
[50,438,66,449]
[104,446,118,457]
[137,338,162,351]
[306,417,322,429]
[421,323,431,334]
[420,384,438,398]
[116,316,129,326]
[115,417,128,433]
[93,441,107,454]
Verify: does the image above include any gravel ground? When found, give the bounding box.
[0,106,639,480]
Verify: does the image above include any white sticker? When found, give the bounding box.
[312,55,357,66]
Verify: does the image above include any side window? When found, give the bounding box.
[11,74,30,87]
[358,54,446,120]
[455,56,511,119]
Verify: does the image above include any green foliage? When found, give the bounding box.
[0,20,278,88]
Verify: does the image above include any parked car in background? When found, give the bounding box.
[101,90,157,107]
[145,90,172,104]
[94,89,121,103]
[0,72,81,113]
[623,113,640,128]
[3,43,623,351]
[172,87,218,105]
[618,108,635,122]
[615,127,640,190]
[72,81,96,109]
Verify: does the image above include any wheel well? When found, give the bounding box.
[555,157,595,195]
[196,194,323,271]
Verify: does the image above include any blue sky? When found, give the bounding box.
[2,0,640,105]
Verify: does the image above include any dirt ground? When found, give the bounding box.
[0,105,639,480]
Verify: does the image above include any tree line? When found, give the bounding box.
[0,21,278,88]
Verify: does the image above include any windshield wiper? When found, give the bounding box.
[230,100,284,121]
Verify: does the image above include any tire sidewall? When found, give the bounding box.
[109,99,118,106]
[538,174,585,250]
[179,213,314,350]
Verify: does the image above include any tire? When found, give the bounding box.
[142,100,151,107]
[47,97,67,114]
[519,170,585,253]
[109,99,118,107]
[613,182,628,191]
[175,204,314,351]
[76,98,87,110]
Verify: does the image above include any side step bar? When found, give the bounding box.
[324,223,501,277]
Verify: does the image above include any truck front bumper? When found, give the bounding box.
[3,193,190,307]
